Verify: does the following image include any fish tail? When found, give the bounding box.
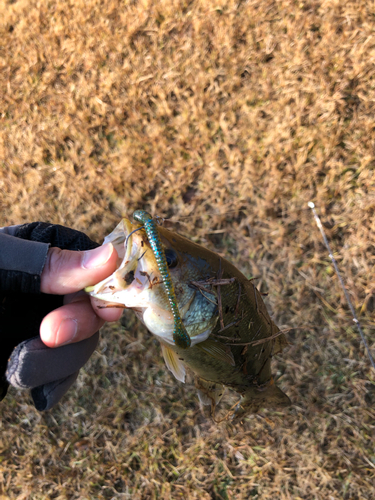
[234,379,291,420]
[195,377,225,407]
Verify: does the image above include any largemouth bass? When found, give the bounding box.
[87,216,291,419]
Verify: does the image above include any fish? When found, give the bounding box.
[86,215,291,420]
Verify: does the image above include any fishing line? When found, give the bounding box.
[308,201,375,372]
[125,226,144,249]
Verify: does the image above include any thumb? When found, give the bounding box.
[40,243,118,295]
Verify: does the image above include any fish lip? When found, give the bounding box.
[87,218,147,299]
[87,220,172,330]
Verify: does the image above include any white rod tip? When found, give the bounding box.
[308,201,315,208]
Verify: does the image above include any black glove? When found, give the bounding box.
[6,333,99,410]
[0,222,100,410]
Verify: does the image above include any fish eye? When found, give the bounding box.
[165,248,178,268]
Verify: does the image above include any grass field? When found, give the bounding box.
[1,0,375,498]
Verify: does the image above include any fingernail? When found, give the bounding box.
[82,243,113,269]
[56,319,78,346]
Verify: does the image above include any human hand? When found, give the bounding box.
[40,243,122,347]
[0,222,122,410]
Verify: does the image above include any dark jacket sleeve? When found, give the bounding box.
[0,229,49,293]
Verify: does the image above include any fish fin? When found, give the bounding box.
[160,344,186,383]
[273,329,288,355]
[196,339,235,366]
[233,379,291,420]
[197,390,211,406]
[196,377,225,406]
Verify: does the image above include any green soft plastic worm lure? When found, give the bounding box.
[133,210,191,349]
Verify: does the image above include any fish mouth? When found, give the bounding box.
[87,219,217,346]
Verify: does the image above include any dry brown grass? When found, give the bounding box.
[1,0,375,498]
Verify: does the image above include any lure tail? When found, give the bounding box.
[233,380,291,420]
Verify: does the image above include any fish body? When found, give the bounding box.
[88,217,290,419]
